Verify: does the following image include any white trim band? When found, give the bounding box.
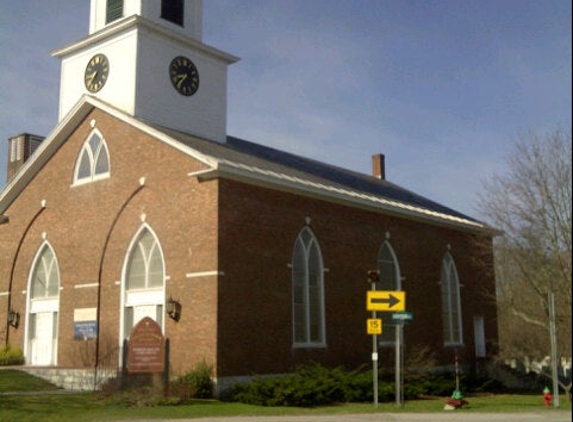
[186,271,224,279]
[74,283,100,289]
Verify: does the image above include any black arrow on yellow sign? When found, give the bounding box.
[366,290,406,312]
[371,294,401,308]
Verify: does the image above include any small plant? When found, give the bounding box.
[170,360,214,402]
[0,343,24,366]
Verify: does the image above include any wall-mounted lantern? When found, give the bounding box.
[166,297,182,322]
[8,310,20,329]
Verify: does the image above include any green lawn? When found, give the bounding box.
[0,369,60,393]
[0,370,570,422]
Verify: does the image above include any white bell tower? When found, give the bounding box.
[89,0,203,40]
[53,0,238,142]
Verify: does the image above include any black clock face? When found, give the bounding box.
[84,54,110,93]
[169,56,199,96]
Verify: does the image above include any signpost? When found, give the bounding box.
[367,270,380,408]
[392,311,413,407]
[366,279,409,409]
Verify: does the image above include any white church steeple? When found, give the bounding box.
[53,0,238,143]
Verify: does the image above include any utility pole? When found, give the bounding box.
[549,291,560,408]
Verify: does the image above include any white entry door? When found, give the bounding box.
[31,312,56,366]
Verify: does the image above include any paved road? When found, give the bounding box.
[120,411,572,422]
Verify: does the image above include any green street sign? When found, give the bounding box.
[392,311,413,323]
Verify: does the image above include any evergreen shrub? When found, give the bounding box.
[227,364,501,407]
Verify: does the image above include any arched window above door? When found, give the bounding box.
[125,229,164,291]
[122,226,166,339]
[30,243,60,299]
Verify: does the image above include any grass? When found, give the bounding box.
[0,369,60,393]
[0,370,570,422]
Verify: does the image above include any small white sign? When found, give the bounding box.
[74,307,97,322]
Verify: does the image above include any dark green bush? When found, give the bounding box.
[227,364,501,407]
[229,364,377,407]
[0,344,24,366]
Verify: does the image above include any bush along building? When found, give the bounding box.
[0,0,498,391]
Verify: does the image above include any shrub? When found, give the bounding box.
[229,364,374,407]
[170,360,214,402]
[227,364,505,407]
[0,344,24,366]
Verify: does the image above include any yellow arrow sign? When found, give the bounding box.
[367,291,406,312]
[367,318,382,335]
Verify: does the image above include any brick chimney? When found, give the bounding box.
[7,133,45,181]
[372,154,385,180]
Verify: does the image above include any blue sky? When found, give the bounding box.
[0,0,571,218]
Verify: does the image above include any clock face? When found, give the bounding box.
[84,54,110,93]
[169,56,199,96]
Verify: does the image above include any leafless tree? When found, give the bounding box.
[478,128,572,370]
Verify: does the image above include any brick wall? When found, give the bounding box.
[0,108,497,381]
[216,179,497,376]
[0,109,220,374]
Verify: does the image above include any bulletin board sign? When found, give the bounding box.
[126,317,165,374]
[74,308,98,340]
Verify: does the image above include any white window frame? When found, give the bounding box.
[24,241,60,366]
[120,224,166,347]
[72,129,110,186]
[292,227,326,348]
[440,252,463,346]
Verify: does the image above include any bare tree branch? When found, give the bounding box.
[478,128,572,359]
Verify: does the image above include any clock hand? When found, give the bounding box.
[87,71,98,84]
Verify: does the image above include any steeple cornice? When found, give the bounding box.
[52,15,239,64]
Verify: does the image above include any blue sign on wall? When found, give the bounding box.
[74,321,98,340]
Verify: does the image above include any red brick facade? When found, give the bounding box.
[0,106,497,381]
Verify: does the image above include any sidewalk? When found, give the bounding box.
[117,411,572,422]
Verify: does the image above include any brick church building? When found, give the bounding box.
[1,0,497,389]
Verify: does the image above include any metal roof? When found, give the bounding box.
[156,125,488,231]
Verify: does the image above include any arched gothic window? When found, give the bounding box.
[122,227,165,339]
[292,227,325,346]
[30,245,60,299]
[377,241,401,344]
[440,252,463,346]
[73,130,110,184]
